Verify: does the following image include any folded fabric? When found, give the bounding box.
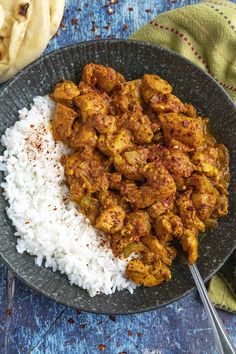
[130,0,236,312]
[0,0,65,83]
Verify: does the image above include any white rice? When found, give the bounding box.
[0,96,136,297]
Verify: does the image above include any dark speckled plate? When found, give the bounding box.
[0,40,235,315]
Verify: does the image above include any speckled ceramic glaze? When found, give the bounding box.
[0,40,235,315]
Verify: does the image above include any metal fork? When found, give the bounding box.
[189,263,236,354]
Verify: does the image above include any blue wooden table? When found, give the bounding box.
[1,1,236,353]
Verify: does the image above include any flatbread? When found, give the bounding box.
[0,0,65,82]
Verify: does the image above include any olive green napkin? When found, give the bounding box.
[130,0,236,313]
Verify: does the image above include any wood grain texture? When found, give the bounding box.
[0,0,236,353]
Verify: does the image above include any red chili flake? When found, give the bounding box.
[145,8,153,13]
[79,323,87,329]
[98,344,106,351]
[53,207,57,211]
[107,7,114,14]
[6,309,12,316]
[103,24,110,30]
[137,332,143,337]
[71,18,78,26]
[68,318,75,324]
[30,124,34,128]
[109,315,116,321]
[92,24,98,32]
[128,7,133,11]
[127,330,133,336]
[123,24,128,30]
[182,121,189,128]
[60,23,67,31]
[24,221,30,224]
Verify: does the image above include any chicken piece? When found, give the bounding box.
[114,146,149,180]
[98,190,120,209]
[126,258,171,287]
[121,161,176,209]
[141,160,176,196]
[97,128,133,156]
[120,180,156,209]
[148,197,174,218]
[179,228,198,264]
[52,103,78,141]
[69,123,97,149]
[88,113,117,134]
[79,195,100,225]
[168,139,193,153]
[63,151,109,194]
[140,74,172,103]
[126,236,176,286]
[108,172,122,189]
[192,147,219,180]
[159,112,205,148]
[82,63,125,93]
[95,205,125,233]
[122,211,151,239]
[123,108,154,144]
[157,146,194,178]
[150,94,185,114]
[142,236,176,266]
[188,174,219,221]
[78,81,97,95]
[176,190,205,231]
[109,211,151,256]
[52,80,80,105]
[111,80,142,113]
[74,92,109,122]
[153,212,183,243]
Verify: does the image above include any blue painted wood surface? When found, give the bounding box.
[1,1,236,353]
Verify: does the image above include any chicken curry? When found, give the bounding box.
[51,64,229,287]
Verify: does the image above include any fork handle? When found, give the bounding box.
[189,263,236,354]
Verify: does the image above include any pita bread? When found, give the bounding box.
[0,0,65,82]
